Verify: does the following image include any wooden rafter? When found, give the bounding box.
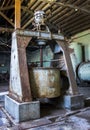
[0,5,14,11]
[0,11,14,27]
[67,22,90,34]
[63,17,90,31]
[21,6,33,15]
[38,0,90,14]
[0,27,14,32]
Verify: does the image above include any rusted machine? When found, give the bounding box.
[5,10,81,122]
[9,10,78,102]
[29,11,61,98]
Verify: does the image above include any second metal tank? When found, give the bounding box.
[77,62,90,82]
[29,68,61,98]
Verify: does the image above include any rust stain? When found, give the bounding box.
[29,68,61,98]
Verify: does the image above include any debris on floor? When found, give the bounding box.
[0,105,90,130]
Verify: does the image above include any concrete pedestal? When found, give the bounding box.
[60,94,84,110]
[5,95,40,122]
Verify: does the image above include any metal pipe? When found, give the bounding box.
[40,46,43,67]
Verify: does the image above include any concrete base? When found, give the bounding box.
[5,95,40,122]
[85,97,90,107]
[60,94,84,110]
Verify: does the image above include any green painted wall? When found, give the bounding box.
[71,29,90,62]
[70,30,90,68]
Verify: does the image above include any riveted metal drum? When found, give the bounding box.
[29,68,61,98]
[77,62,90,82]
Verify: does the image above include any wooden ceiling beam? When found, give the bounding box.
[0,11,14,27]
[63,17,90,31]
[27,0,36,7]
[70,26,90,36]
[65,22,90,35]
[56,9,87,26]
[53,0,89,25]
[21,6,33,15]
[49,7,68,22]
[47,0,84,23]
[0,27,14,32]
[38,0,90,14]
[54,2,90,14]
[0,5,14,11]
[58,14,88,28]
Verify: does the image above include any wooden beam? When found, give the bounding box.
[27,0,36,7]
[53,9,76,24]
[49,7,67,22]
[63,17,90,31]
[52,0,89,25]
[65,20,90,33]
[59,14,87,28]
[38,0,90,14]
[68,24,90,36]
[15,0,21,29]
[0,11,14,27]
[0,5,14,11]
[0,27,14,32]
[22,18,34,29]
[21,6,33,15]
[55,2,90,14]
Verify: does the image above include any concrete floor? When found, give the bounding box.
[0,105,90,130]
[0,84,90,130]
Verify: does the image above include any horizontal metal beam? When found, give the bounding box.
[16,29,64,40]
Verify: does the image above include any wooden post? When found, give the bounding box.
[15,0,21,29]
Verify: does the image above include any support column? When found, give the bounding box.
[56,40,78,95]
[15,0,21,29]
[9,32,32,102]
[5,32,40,122]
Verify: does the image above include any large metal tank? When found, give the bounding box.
[29,68,61,98]
[77,62,90,82]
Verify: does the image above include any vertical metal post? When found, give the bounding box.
[40,46,43,67]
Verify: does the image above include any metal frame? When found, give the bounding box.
[9,29,78,102]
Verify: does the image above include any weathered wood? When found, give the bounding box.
[0,27,14,32]
[59,14,88,28]
[67,22,90,35]
[38,0,90,14]
[0,5,14,11]
[0,11,14,27]
[63,17,90,31]
[15,0,21,29]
